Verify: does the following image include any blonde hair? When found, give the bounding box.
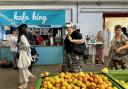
[96,31,104,42]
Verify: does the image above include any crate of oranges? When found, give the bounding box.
[36,71,122,89]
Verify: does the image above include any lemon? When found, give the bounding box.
[101,67,109,73]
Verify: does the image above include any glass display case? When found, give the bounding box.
[28,25,63,46]
[0,25,64,47]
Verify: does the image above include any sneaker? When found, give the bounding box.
[95,58,100,61]
[18,84,27,89]
[29,75,36,82]
[14,66,18,70]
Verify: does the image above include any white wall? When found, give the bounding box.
[78,13,103,36]
[78,3,128,36]
[77,12,103,55]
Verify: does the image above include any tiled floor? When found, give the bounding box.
[0,56,110,89]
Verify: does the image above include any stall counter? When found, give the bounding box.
[0,46,13,61]
[35,45,64,65]
[0,46,64,65]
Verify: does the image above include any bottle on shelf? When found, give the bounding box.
[49,36,53,46]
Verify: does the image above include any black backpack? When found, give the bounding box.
[30,46,39,64]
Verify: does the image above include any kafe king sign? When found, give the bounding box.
[14,11,47,24]
[0,10,65,26]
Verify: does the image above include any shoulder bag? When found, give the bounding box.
[73,44,86,55]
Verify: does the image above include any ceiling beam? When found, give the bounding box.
[0,0,127,5]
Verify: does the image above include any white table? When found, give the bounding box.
[87,42,103,67]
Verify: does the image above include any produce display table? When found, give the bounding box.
[36,72,123,89]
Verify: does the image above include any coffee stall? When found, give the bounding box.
[0,9,66,65]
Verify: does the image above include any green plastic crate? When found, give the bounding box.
[108,70,128,89]
[36,72,123,89]
[36,78,42,89]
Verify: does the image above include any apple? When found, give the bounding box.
[113,87,118,89]
[41,71,49,77]
[81,83,86,88]
[76,80,82,87]
[47,83,53,89]
[61,86,66,89]
[59,72,65,78]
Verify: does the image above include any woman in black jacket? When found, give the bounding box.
[64,23,85,72]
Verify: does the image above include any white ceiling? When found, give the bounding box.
[0,0,128,5]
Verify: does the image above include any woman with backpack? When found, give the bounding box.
[17,24,36,89]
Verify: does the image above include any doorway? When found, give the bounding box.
[103,13,128,56]
[104,13,128,37]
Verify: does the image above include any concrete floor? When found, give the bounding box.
[0,56,110,89]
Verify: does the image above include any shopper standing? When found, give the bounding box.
[64,22,85,72]
[122,27,128,37]
[17,24,35,72]
[122,27,128,68]
[109,25,128,70]
[95,31,105,64]
[35,31,44,46]
[9,27,18,69]
[17,24,36,89]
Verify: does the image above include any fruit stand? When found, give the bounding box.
[36,72,123,89]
